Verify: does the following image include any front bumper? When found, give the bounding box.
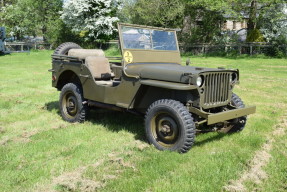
[188,106,256,125]
[207,106,256,125]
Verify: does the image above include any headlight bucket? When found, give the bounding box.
[231,73,237,83]
[196,76,204,87]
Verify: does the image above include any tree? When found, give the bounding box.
[28,0,63,41]
[61,0,120,41]
[0,0,63,43]
[0,2,24,40]
[127,0,185,28]
[117,0,136,23]
[184,0,287,43]
[0,0,15,8]
[259,4,287,42]
[181,4,224,43]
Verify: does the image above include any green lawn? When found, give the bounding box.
[0,51,286,192]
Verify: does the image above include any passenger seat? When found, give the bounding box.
[85,56,119,87]
[68,49,120,87]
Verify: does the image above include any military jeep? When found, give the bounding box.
[50,23,256,153]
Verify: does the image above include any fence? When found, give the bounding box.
[5,41,287,56]
[180,43,287,56]
[5,41,119,52]
[101,42,287,56]
[5,42,52,52]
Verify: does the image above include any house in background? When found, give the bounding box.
[221,13,250,42]
[187,14,249,42]
[222,16,248,31]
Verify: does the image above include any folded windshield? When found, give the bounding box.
[121,26,178,51]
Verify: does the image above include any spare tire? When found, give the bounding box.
[54,42,82,55]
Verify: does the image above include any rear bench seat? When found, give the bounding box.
[68,49,120,87]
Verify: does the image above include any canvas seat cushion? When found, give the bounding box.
[68,49,105,59]
[85,56,112,80]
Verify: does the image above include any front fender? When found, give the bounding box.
[140,79,197,90]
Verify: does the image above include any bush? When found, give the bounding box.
[246,29,265,42]
[265,45,286,58]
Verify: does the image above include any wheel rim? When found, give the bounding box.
[151,112,179,148]
[62,91,78,119]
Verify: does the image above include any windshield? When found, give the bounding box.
[121,26,178,51]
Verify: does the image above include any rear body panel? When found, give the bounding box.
[52,59,141,108]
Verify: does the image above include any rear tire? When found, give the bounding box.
[145,99,196,153]
[59,83,87,123]
[54,42,82,55]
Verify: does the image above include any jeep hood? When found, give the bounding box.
[125,63,236,84]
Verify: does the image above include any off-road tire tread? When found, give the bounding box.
[229,93,247,132]
[145,99,196,153]
[54,42,82,55]
[60,83,87,123]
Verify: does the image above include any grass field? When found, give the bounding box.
[0,51,286,192]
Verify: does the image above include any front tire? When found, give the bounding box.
[145,99,196,153]
[59,83,88,123]
[219,93,247,133]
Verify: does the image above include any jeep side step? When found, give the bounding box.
[86,100,143,116]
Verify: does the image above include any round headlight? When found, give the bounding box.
[196,76,203,87]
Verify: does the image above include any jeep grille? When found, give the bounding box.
[203,72,231,108]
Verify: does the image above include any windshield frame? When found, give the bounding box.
[118,23,179,52]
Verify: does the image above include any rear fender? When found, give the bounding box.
[55,70,81,90]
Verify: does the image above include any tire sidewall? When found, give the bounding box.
[60,83,85,123]
[54,42,82,55]
[145,101,193,152]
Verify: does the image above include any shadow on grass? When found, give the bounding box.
[88,109,146,141]
[45,101,145,141]
[193,133,226,147]
[45,101,229,146]
[45,101,60,114]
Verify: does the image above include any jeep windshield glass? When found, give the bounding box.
[121,26,178,51]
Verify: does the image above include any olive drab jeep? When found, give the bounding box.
[50,23,256,153]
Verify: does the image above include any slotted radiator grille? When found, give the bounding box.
[203,73,230,106]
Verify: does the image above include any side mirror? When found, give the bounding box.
[186,58,190,66]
